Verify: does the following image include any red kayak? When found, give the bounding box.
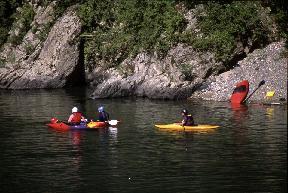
[47,118,108,131]
[230,80,249,104]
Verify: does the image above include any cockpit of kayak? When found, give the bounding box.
[47,118,119,131]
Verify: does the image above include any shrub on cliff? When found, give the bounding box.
[182,1,280,62]
[78,0,287,70]
[0,0,21,47]
[78,0,185,69]
[7,3,35,46]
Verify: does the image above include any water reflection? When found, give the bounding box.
[66,127,119,148]
[108,127,118,142]
[230,103,249,121]
[0,88,286,193]
[266,107,275,119]
[71,131,82,146]
[230,103,249,144]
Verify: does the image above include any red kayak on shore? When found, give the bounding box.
[230,80,249,104]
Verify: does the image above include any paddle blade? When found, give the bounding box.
[108,120,119,126]
[266,91,275,97]
[259,80,265,87]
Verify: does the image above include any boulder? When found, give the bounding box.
[0,5,83,89]
[89,44,222,99]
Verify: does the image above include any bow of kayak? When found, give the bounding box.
[87,121,108,128]
[155,123,220,131]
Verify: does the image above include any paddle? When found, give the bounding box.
[108,120,119,126]
[182,124,185,132]
[243,80,265,103]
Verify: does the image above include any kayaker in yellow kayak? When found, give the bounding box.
[181,109,195,126]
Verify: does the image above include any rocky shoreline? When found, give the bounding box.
[88,44,222,100]
[87,41,287,103]
[191,42,287,103]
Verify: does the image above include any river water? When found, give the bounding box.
[0,87,286,193]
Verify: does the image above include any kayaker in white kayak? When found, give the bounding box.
[181,109,195,126]
[68,107,86,125]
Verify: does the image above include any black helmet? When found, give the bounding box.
[182,109,188,115]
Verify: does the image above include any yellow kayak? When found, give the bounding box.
[155,123,220,132]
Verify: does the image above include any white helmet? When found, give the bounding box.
[72,107,78,113]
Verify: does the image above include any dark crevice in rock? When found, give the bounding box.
[221,52,247,74]
[65,38,86,87]
[204,67,213,79]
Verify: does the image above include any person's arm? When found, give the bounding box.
[80,113,87,122]
[68,114,73,123]
[181,120,185,126]
[182,116,187,126]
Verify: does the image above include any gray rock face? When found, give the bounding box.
[89,44,221,99]
[0,5,82,89]
[191,42,287,102]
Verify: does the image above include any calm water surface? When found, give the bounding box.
[0,88,287,193]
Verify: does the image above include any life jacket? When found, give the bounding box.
[98,111,109,122]
[183,114,194,126]
[71,112,82,124]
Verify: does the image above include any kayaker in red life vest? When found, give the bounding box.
[97,106,110,122]
[68,107,86,125]
[181,109,195,126]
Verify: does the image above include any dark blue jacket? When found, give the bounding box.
[183,114,195,126]
[98,111,109,122]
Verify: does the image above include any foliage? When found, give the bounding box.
[179,63,194,81]
[0,0,21,47]
[0,57,6,67]
[78,0,186,68]
[7,3,35,46]
[186,1,272,62]
[262,0,288,40]
[6,52,16,64]
[36,21,54,42]
[79,0,287,67]
[54,0,83,18]
[24,41,34,55]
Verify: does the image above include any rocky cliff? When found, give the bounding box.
[0,3,83,89]
[0,1,286,103]
[88,41,287,101]
[89,44,221,99]
[88,44,224,99]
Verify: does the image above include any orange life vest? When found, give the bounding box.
[71,112,82,124]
